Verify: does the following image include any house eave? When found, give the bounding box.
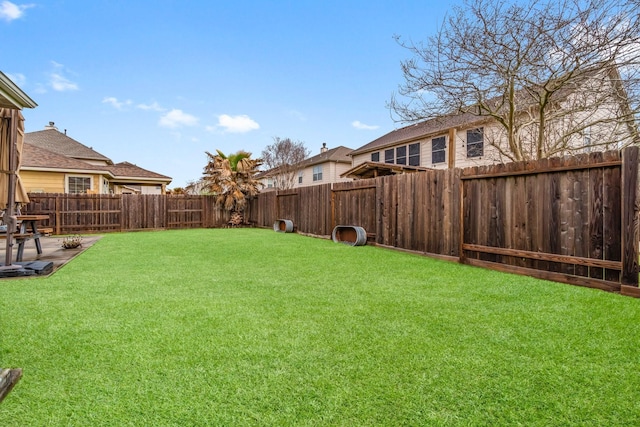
[21,166,115,177]
[110,176,172,185]
[0,72,37,109]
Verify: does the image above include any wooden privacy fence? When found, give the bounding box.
[24,194,231,233]
[248,147,640,295]
[21,147,640,295]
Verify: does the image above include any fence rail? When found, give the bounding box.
[248,147,640,294]
[23,147,640,295]
[25,194,231,234]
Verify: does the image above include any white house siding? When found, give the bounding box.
[140,185,163,195]
[295,162,352,188]
[350,127,502,171]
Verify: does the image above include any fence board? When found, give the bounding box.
[22,147,639,293]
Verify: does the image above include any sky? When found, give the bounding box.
[1,0,457,189]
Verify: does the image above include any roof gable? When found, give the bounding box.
[299,146,353,167]
[108,161,172,181]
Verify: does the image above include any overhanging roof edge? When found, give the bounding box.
[0,72,38,109]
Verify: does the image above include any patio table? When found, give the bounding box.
[15,214,50,261]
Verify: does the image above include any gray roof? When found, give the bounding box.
[299,146,353,167]
[256,146,353,179]
[108,161,172,181]
[351,112,486,156]
[22,142,104,171]
[24,128,113,164]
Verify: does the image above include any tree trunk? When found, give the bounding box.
[229,211,243,226]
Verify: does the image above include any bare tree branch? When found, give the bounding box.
[390,0,640,161]
[261,137,310,190]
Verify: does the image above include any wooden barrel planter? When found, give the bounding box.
[273,219,294,233]
[332,225,367,246]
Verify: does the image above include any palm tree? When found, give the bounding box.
[202,149,262,225]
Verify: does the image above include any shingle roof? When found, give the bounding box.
[24,128,113,164]
[21,144,171,183]
[299,146,353,167]
[21,142,106,171]
[107,162,172,181]
[351,113,486,156]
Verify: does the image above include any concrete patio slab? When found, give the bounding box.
[0,235,102,277]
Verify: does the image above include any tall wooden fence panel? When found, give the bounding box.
[276,189,300,228]
[297,184,332,236]
[24,194,231,233]
[332,180,378,239]
[376,169,461,256]
[122,194,165,230]
[22,147,640,294]
[248,191,276,228]
[247,147,638,293]
[460,150,634,292]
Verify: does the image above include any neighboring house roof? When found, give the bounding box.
[299,145,353,167]
[21,142,108,172]
[107,161,172,182]
[24,127,113,164]
[350,112,486,156]
[21,125,172,185]
[257,146,354,179]
[21,143,172,184]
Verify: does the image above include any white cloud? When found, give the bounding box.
[159,109,198,128]
[5,72,25,86]
[102,97,132,110]
[50,73,78,91]
[287,109,307,121]
[48,62,79,91]
[216,114,260,133]
[0,1,33,22]
[352,120,380,130]
[137,101,165,112]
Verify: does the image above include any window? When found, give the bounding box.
[67,176,91,194]
[432,137,446,164]
[298,171,303,184]
[396,146,407,165]
[384,149,394,164]
[409,143,421,166]
[467,128,484,158]
[313,165,323,181]
[371,152,380,162]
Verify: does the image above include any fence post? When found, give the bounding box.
[621,146,639,288]
[55,194,61,235]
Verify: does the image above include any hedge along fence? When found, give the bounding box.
[248,147,640,295]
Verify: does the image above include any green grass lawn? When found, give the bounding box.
[1,228,640,426]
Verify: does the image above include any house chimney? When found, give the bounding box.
[320,142,328,153]
[45,121,58,130]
